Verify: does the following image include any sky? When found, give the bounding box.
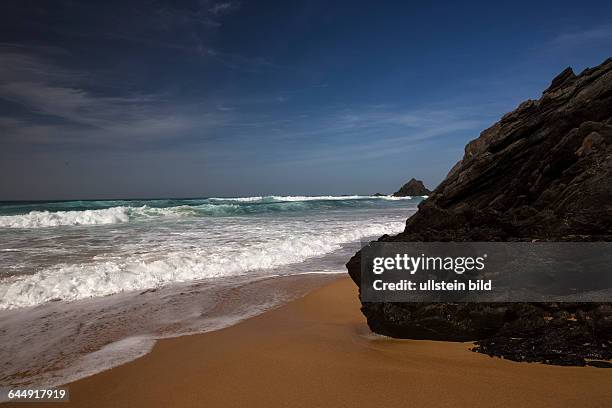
[0,0,611,200]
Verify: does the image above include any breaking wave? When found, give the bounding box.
[208,195,415,202]
[0,206,194,228]
[0,221,405,309]
[0,195,421,229]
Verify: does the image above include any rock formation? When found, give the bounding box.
[347,58,612,366]
[392,178,431,196]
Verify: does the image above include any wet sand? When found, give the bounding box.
[14,277,612,408]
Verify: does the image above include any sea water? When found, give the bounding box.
[0,195,420,387]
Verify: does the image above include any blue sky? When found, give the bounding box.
[1,0,611,199]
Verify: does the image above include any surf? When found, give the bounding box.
[0,195,421,229]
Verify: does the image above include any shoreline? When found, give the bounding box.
[13,276,612,408]
[0,272,341,390]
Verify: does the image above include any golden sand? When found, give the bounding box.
[20,277,612,408]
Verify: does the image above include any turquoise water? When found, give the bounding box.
[0,195,418,221]
[0,195,422,308]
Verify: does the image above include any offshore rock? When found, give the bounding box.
[392,178,431,196]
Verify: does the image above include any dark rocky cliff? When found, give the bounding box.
[392,178,431,196]
[346,58,612,366]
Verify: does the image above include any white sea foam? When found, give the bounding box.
[0,197,418,390]
[0,205,193,229]
[0,274,335,389]
[0,195,419,229]
[56,336,156,387]
[209,194,415,202]
[0,207,131,228]
[208,196,266,202]
[270,195,380,201]
[0,221,404,309]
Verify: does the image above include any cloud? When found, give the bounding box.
[548,25,612,49]
[216,104,235,111]
[0,81,152,128]
[203,103,487,169]
[258,105,485,143]
[0,42,486,171]
[10,1,268,73]
[208,2,241,16]
[275,112,482,166]
[0,45,230,151]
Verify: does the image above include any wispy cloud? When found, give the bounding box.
[203,103,487,168]
[216,104,235,112]
[0,45,230,150]
[548,25,612,49]
[9,1,270,73]
[0,40,487,170]
[251,105,485,143]
[208,1,241,16]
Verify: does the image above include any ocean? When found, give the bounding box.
[0,195,421,388]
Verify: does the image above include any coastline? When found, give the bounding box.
[0,196,416,389]
[0,272,342,390]
[18,277,612,408]
[3,3,611,407]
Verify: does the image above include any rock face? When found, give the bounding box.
[392,178,431,196]
[346,58,612,366]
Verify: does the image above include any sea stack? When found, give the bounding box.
[346,58,612,366]
[392,178,431,196]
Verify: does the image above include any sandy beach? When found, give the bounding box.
[2,3,611,407]
[11,276,611,408]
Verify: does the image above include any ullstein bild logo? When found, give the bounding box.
[360,242,612,303]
